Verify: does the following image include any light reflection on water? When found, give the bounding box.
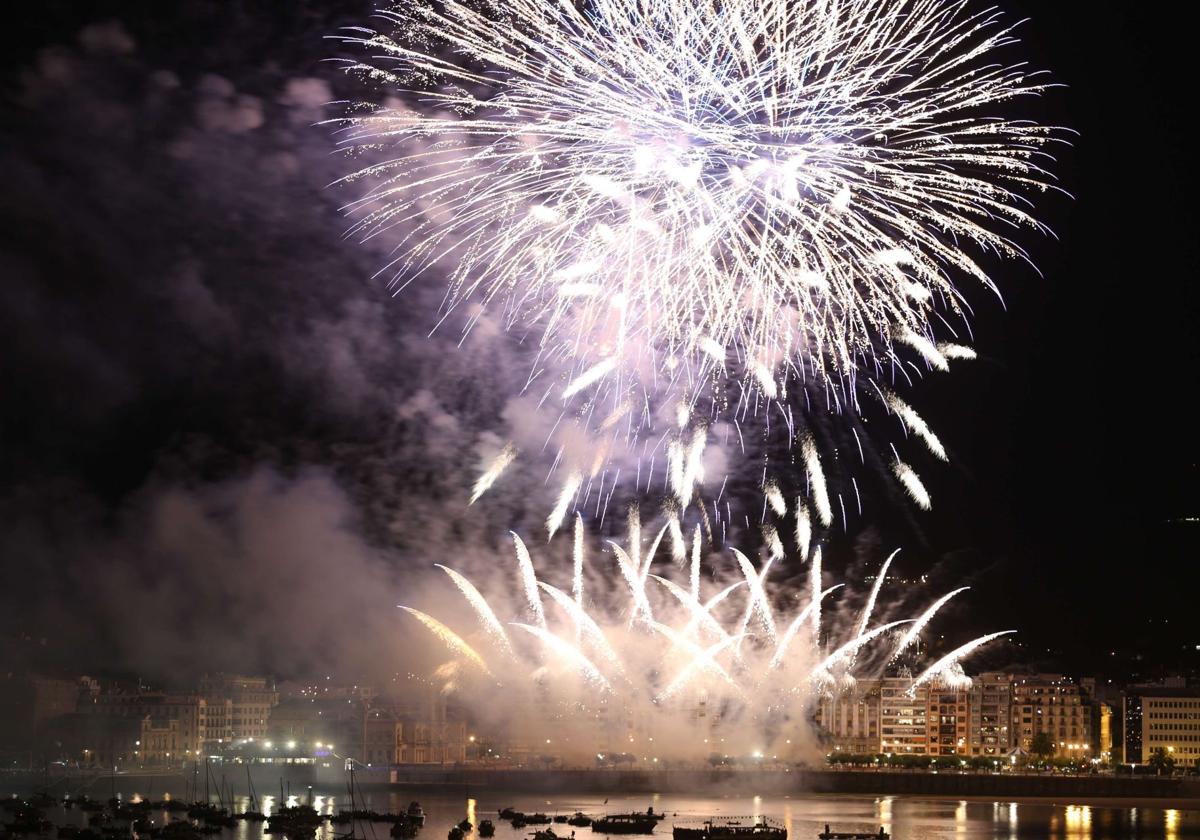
[36,788,1199,840]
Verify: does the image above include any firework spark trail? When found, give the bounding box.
[856,549,900,641]
[678,579,746,640]
[732,548,777,643]
[769,584,842,669]
[814,619,914,676]
[938,343,978,361]
[337,0,1064,522]
[562,358,616,400]
[572,512,585,607]
[657,634,748,701]
[398,606,491,676]
[511,532,547,628]
[610,542,653,621]
[892,586,971,659]
[764,481,786,517]
[644,620,741,692]
[803,436,833,526]
[794,499,812,558]
[810,547,824,642]
[547,471,583,537]
[910,631,1017,692]
[469,442,517,504]
[892,459,932,509]
[885,394,947,461]
[689,524,701,601]
[511,623,612,690]
[436,564,513,656]
[537,582,623,670]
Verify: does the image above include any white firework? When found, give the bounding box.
[334,0,1062,522]
[403,514,1009,758]
[335,0,1057,379]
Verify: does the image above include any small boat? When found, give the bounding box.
[673,819,786,840]
[479,821,495,838]
[458,820,473,832]
[529,831,559,840]
[816,828,888,840]
[449,829,465,840]
[553,816,569,824]
[499,809,519,821]
[407,804,426,828]
[591,815,657,835]
[567,814,592,828]
[524,815,552,826]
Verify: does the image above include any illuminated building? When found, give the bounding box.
[84,689,207,760]
[139,716,182,765]
[199,673,278,747]
[1125,688,1200,768]
[925,683,971,756]
[966,672,1014,756]
[817,679,881,754]
[880,675,928,754]
[1011,674,1093,758]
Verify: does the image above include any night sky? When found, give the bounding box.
[1,1,1196,682]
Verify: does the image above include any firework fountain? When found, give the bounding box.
[399,510,1012,760]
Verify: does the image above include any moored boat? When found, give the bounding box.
[479,820,495,837]
[816,827,888,840]
[673,818,786,840]
[591,814,657,835]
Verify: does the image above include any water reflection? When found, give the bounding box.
[876,796,892,838]
[24,787,1200,840]
[1064,804,1092,839]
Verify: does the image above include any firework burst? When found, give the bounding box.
[333,0,1063,525]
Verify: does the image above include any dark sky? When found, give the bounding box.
[0,1,1195,682]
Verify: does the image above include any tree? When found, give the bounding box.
[1147,748,1176,776]
[1029,732,1056,764]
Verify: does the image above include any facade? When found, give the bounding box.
[967,672,1014,756]
[820,672,1097,759]
[358,689,468,766]
[83,690,207,760]
[925,684,970,756]
[879,676,928,754]
[1011,674,1093,759]
[139,716,183,765]
[199,674,278,747]
[1123,688,1200,767]
[817,679,881,753]
[363,711,404,765]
